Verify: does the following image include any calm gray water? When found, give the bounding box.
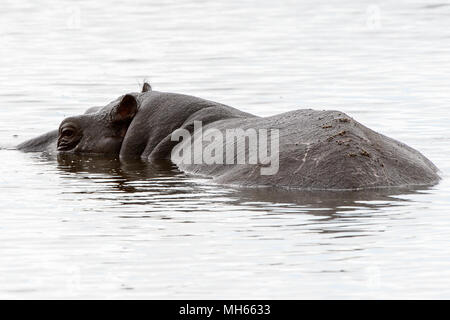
[1,0,450,299]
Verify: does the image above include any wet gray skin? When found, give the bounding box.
[17,83,440,190]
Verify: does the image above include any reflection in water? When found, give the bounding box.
[53,153,425,220]
[56,153,182,193]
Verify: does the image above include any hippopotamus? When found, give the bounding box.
[17,83,440,190]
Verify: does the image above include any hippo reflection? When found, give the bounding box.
[52,152,430,217]
[18,83,440,190]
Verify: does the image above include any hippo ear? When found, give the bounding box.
[142,82,152,93]
[111,94,138,123]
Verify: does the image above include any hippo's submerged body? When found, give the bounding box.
[17,83,440,190]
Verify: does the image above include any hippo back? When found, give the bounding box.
[174,109,440,190]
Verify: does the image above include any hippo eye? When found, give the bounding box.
[62,128,75,137]
[58,123,81,151]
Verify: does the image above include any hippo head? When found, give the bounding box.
[17,83,152,154]
[57,94,138,154]
[55,82,152,155]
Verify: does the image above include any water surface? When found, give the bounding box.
[1,0,450,298]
